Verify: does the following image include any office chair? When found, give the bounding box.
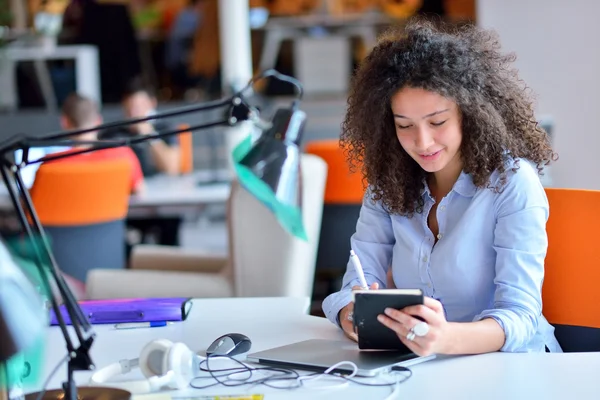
[31,158,132,283]
[86,153,328,300]
[542,188,600,352]
[304,139,366,296]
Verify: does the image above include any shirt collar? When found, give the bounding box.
[453,171,477,197]
[421,171,477,199]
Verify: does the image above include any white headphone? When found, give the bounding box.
[89,339,205,394]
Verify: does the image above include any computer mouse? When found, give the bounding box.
[206,333,252,356]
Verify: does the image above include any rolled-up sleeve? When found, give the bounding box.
[473,162,549,352]
[322,189,395,326]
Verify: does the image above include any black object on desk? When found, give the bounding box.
[353,289,424,351]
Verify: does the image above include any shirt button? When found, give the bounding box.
[437,233,443,240]
[422,255,428,262]
[440,205,446,211]
[427,283,432,288]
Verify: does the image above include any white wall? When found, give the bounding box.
[477,0,600,189]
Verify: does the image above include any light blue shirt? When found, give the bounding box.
[322,160,562,353]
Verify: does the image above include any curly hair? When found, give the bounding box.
[341,18,557,216]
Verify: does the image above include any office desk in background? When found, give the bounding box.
[0,170,231,224]
[257,12,392,72]
[0,44,101,113]
[33,297,600,400]
[127,170,231,218]
[256,12,394,95]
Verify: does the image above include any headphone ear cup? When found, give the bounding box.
[139,339,174,379]
[163,342,197,390]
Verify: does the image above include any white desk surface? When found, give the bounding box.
[130,171,230,208]
[33,297,600,400]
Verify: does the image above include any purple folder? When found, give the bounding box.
[49,297,193,325]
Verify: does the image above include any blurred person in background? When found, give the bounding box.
[100,81,182,247]
[165,0,206,99]
[44,92,145,195]
[102,81,181,177]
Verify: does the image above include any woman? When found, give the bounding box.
[322,19,561,355]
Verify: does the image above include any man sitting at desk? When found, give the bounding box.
[46,93,144,194]
[100,81,183,246]
[101,81,181,177]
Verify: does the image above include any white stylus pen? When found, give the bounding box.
[350,249,369,290]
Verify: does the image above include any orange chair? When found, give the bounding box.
[30,158,132,283]
[305,139,365,204]
[543,188,600,352]
[305,139,366,294]
[178,123,193,174]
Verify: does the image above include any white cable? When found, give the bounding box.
[383,379,401,400]
[195,355,410,394]
[324,361,359,378]
[381,370,410,400]
[296,361,358,390]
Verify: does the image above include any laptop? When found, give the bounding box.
[246,339,436,377]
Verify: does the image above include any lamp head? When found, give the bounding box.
[233,107,307,240]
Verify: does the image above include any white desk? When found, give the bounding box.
[127,171,231,218]
[0,170,231,219]
[0,44,101,112]
[256,12,394,95]
[32,297,600,400]
[130,171,230,207]
[257,12,392,73]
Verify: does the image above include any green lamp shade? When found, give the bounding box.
[0,239,46,363]
[232,108,307,240]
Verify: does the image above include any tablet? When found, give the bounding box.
[353,289,424,351]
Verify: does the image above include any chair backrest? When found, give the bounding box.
[304,139,365,273]
[30,158,132,282]
[227,153,328,298]
[543,188,600,351]
[304,139,365,204]
[32,158,131,225]
[178,123,193,174]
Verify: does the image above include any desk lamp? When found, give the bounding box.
[0,70,306,400]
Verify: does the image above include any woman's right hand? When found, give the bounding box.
[339,282,380,342]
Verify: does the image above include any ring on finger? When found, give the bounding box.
[346,311,354,322]
[413,321,430,337]
[406,331,416,341]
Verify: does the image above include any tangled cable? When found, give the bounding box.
[189,354,412,393]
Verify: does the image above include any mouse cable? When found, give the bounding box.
[189,354,412,392]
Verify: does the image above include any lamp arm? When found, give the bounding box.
[35,96,234,145]
[10,98,251,167]
[24,117,238,166]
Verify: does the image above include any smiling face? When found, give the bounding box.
[391,87,463,180]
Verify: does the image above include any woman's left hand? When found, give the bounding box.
[377,297,453,356]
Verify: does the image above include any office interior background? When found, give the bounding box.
[0,0,596,315]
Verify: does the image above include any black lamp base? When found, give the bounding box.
[25,387,131,400]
